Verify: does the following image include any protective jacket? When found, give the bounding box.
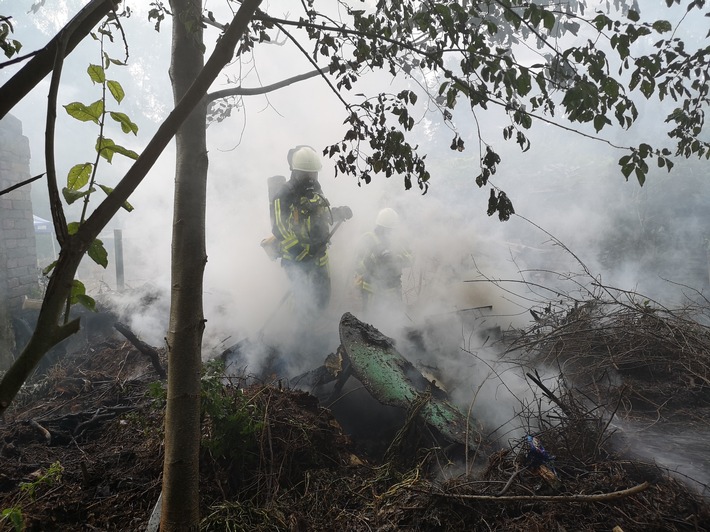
[272,177,332,267]
[355,230,412,299]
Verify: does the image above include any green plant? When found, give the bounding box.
[200,360,262,463]
[42,15,139,313]
[147,380,167,406]
[1,507,23,532]
[0,15,22,59]
[19,461,63,499]
[1,461,63,531]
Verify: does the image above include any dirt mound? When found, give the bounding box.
[0,339,163,530]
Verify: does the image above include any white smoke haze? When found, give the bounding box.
[5,0,710,477]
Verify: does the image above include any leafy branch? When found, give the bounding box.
[45,14,139,313]
[241,1,709,221]
[0,461,63,532]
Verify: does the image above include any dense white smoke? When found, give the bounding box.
[6,0,710,472]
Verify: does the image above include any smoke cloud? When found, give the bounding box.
[5,0,709,464]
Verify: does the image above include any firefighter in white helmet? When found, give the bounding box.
[271,145,352,314]
[354,207,412,312]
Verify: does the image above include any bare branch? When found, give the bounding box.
[81,0,263,241]
[0,173,44,197]
[434,481,650,503]
[0,50,40,69]
[207,69,320,102]
[45,32,70,247]
[114,322,166,379]
[0,0,120,120]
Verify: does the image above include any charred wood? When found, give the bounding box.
[114,322,166,379]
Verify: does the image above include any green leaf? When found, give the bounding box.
[111,143,139,161]
[109,111,138,135]
[66,163,93,191]
[640,79,655,98]
[71,283,96,312]
[70,279,86,303]
[67,221,81,235]
[486,188,497,216]
[603,78,620,99]
[88,99,104,120]
[627,10,640,22]
[652,20,672,33]
[1,507,23,530]
[619,154,635,179]
[593,14,611,31]
[96,137,116,163]
[516,71,531,95]
[42,260,57,276]
[76,294,97,311]
[107,80,125,104]
[98,184,134,212]
[638,143,653,157]
[88,238,108,268]
[62,186,94,205]
[64,102,101,124]
[593,115,608,132]
[434,4,453,27]
[542,11,555,31]
[107,57,126,67]
[634,167,646,186]
[96,137,139,162]
[87,64,105,84]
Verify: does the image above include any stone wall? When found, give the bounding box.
[0,114,38,367]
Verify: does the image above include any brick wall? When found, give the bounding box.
[0,114,38,367]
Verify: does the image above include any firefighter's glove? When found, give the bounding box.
[332,206,353,222]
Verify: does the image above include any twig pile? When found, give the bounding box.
[3,324,710,530]
[507,294,710,422]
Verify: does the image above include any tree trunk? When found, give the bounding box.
[0,246,83,411]
[161,0,207,529]
[0,0,261,422]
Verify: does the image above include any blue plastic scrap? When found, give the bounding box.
[525,435,555,469]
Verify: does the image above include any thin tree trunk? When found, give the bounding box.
[0,0,262,421]
[161,0,207,528]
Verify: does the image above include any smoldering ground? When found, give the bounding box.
[8,0,710,501]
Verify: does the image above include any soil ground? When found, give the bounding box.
[2,325,710,531]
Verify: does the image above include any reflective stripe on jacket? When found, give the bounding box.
[355,231,412,294]
[272,179,331,266]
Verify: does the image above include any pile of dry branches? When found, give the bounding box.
[4,312,710,530]
[196,361,710,532]
[506,290,710,423]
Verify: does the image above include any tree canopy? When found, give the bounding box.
[5,1,708,223]
[194,0,708,220]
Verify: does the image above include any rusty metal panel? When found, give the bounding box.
[339,312,478,448]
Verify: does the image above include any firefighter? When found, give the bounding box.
[271,145,352,315]
[354,207,412,313]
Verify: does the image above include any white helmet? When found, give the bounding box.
[376,208,399,229]
[291,146,322,172]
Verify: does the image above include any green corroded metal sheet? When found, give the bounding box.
[339,312,477,448]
